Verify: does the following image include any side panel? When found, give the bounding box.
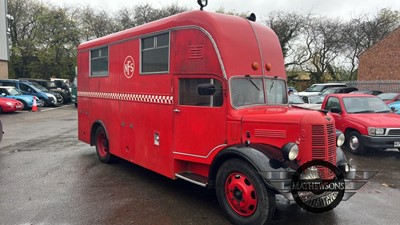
[173,29,222,76]
[77,51,91,144]
[78,37,176,178]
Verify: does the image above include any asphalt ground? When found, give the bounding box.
[0,105,399,225]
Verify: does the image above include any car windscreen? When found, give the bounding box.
[305,84,324,92]
[29,82,49,92]
[343,97,391,113]
[289,94,305,104]
[7,87,22,95]
[377,93,397,101]
[321,88,337,95]
[47,81,58,88]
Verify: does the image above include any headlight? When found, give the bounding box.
[336,130,345,147]
[282,142,299,161]
[368,127,385,135]
[6,102,13,106]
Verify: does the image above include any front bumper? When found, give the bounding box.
[361,135,400,149]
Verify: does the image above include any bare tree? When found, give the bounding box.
[342,9,400,80]
[115,7,136,30]
[75,5,119,41]
[134,3,157,26]
[264,11,307,61]
[299,17,345,83]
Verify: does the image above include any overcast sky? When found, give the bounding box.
[44,0,400,20]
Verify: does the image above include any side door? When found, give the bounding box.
[18,83,35,95]
[324,96,344,130]
[173,77,226,159]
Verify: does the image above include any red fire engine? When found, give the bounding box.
[77,2,349,224]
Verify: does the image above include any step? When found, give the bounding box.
[175,172,208,187]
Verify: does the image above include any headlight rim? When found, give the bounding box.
[336,130,345,147]
[282,142,299,161]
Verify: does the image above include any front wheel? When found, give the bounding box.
[216,159,276,225]
[344,131,366,155]
[38,97,47,107]
[95,126,116,163]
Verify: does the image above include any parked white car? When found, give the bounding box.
[298,83,347,97]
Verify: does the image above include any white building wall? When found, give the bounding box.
[0,0,9,78]
[0,0,9,61]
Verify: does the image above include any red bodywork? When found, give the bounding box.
[78,11,336,182]
[0,97,23,113]
[322,94,400,151]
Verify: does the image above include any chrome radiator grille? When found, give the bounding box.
[311,124,336,178]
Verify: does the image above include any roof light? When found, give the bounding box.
[252,62,259,70]
[265,63,272,71]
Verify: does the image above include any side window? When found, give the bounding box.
[90,47,109,76]
[1,82,15,87]
[179,78,223,107]
[325,97,340,111]
[19,83,31,92]
[141,33,169,73]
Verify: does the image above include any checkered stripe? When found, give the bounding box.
[78,91,174,104]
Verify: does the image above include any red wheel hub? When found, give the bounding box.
[225,172,257,216]
[96,131,108,157]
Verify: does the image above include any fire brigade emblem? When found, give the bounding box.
[123,56,135,78]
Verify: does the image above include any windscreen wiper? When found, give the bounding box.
[245,75,260,91]
[269,76,278,93]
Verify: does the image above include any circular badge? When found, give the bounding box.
[123,56,135,78]
[291,160,345,213]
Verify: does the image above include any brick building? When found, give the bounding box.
[358,27,400,81]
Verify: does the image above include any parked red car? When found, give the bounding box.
[322,94,400,155]
[377,92,400,104]
[0,97,24,113]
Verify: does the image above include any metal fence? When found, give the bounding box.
[344,80,400,93]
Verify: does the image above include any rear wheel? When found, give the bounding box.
[216,159,276,225]
[95,126,116,163]
[344,131,366,155]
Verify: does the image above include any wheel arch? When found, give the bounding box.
[208,144,288,190]
[344,127,358,137]
[90,120,108,146]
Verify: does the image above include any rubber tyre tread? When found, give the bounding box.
[216,158,276,225]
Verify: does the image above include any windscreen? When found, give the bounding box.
[230,76,287,107]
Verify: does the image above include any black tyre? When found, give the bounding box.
[20,101,28,110]
[39,97,47,107]
[344,131,366,155]
[216,159,276,225]
[94,126,116,163]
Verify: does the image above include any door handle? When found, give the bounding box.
[173,109,180,113]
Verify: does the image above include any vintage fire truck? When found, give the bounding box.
[77,2,349,224]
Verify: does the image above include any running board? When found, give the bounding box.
[175,172,208,187]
